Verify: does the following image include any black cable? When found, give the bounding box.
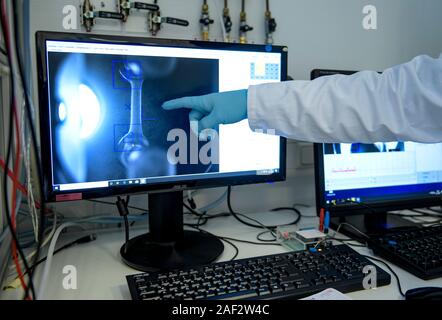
[116,196,130,253]
[183,202,206,216]
[186,224,239,261]
[256,230,277,242]
[218,235,282,247]
[0,1,35,300]
[87,199,147,213]
[271,207,301,224]
[227,186,301,229]
[3,234,97,291]
[183,202,209,227]
[10,1,46,299]
[223,238,239,261]
[360,254,406,297]
[31,235,96,274]
[328,237,368,248]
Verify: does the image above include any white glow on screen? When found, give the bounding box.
[78,84,101,138]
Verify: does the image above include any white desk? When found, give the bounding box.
[2,207,442,300]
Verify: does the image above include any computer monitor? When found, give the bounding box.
[313,69,442,238]
[36,32,287,271]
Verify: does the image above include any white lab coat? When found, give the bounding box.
[247,54,442,143]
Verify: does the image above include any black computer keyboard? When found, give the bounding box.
[369,225,442,280]
[126,244,391,300]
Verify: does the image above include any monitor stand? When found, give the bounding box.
[120,191,224,272]
[330,212,419,243]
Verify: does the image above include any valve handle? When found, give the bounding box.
[97,11,124,20]
[134,2,159,11]
[165,17,189,27]
[240,24,253,32]
[200,17,215,26]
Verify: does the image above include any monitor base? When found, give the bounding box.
[120,230,224,272]
[330,212,419,242]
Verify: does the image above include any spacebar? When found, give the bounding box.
[206,290,259,300]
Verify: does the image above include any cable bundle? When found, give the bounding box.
[0,0,46,300]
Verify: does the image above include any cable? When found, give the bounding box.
[183,202,209,227]
[11,1,47,299]
[256,230,277,242]
[227,186,301,230]
[37,222,85,300]
[214,235,282,247]
[186,224,239,261]
[87,199,148,213]
[271,207,301,224]
[223,238,239,261]
[360,254,405,297]
[328,236,368,248]
[18,210,58,268]
[4,234,97,291]
[0,0,35,299]
[116,196,130,253]
[335,222,370,240]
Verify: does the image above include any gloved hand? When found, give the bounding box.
[162,89,248,132]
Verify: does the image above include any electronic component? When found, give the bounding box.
[277,226,327,251]
[127,244,391,300]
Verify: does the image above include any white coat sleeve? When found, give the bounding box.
[247,54,442,143]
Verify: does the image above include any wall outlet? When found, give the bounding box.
[295,142,314,169]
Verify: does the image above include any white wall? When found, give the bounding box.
[27,0,442,216]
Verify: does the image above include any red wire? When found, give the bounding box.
[0,158,50,213]
[0,158,28,195]
[11,102,29,297]
[1,0,31,299]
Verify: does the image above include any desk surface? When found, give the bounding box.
[2,208,442,300]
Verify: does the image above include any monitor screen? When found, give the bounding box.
[37,33,287,201]
[313,69,442,212]
[320,142,442,205]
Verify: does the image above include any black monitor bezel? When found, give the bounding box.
[36,31,287,203]
[312,68,442,217]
